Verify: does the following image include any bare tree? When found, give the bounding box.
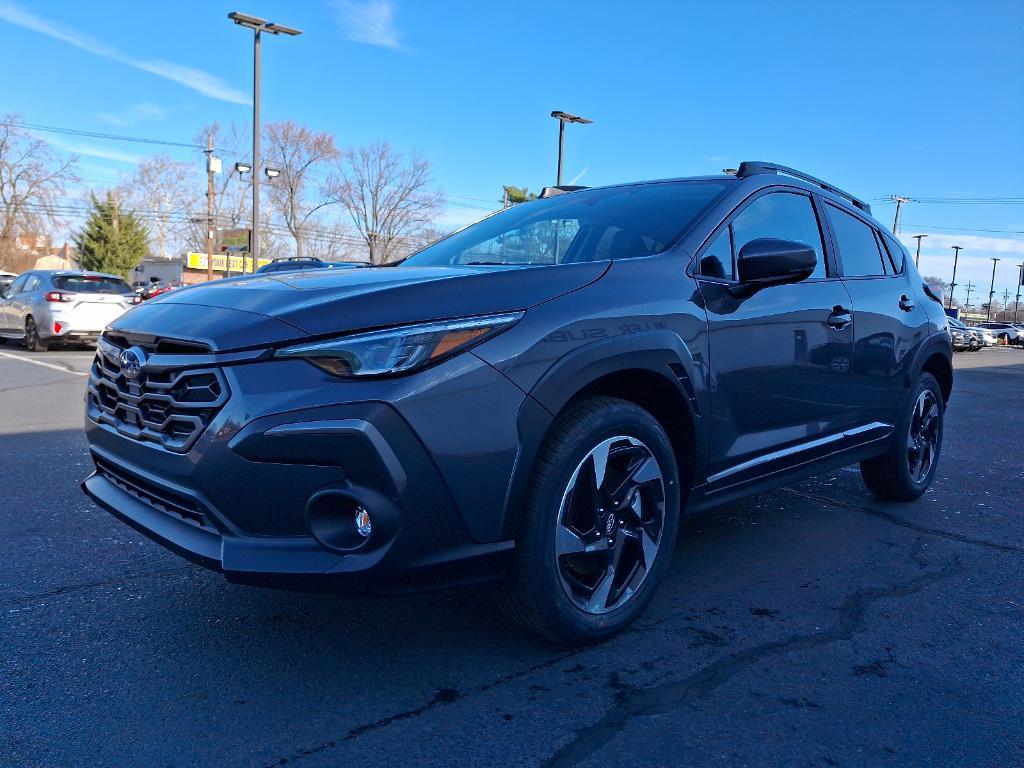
[0,115,78,271]
[329,141,443,264]
[117,154,199,259]
[263,121,339,259]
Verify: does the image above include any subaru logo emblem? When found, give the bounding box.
[119,347,146,379]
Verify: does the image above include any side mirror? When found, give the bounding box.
[737,238,817,287]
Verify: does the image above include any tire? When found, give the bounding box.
[24,316,49,352]
[499,397,681,645]
[860,372,943,502]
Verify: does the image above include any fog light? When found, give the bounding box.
[354,507,372,538]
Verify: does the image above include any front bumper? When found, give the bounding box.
[81,352,529,591]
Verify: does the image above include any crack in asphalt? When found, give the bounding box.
[262,648,583,767]
[541,562,962,768]
[1,565,191,609]
[786,488,1024,555]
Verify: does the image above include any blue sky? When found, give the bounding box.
[2,0,1023,297]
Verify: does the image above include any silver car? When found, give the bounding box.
[0,270,138,351]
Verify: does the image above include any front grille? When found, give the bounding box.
[94,456,216,531]
[87,336,229,452]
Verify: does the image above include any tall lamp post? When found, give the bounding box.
[228,12,301,272]
[1015,263,1023,323]
[550,110,592,186]
[986,257,1000,321]
[948,245,962,309]
[911,234,927,268]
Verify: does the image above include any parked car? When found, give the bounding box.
[972,326,998,347]
[140,280,182,301]
[977,322,1021,345]
[947,317,983,350]
[81,162,953,644]
[256,257,371,275]
[949,327,975,352]
[0,270,138,351]
[0,270,17,293]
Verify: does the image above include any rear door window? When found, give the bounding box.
[53,276,133,294]
[825,204,887,277]
[881,233,906,274]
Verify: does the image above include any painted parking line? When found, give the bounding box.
[0,350,89,376]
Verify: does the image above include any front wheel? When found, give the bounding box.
[500,397,681,645]
[860,372,943,501]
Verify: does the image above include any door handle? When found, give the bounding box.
[899,294,915,312]
[827,307,852,330]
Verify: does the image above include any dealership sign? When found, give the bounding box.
[186,252,271,273]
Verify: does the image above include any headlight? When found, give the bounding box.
[275,312,523,377]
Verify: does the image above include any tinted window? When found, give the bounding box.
[881,232,906,273]
[53,276,133,294]
[23,275,41,292]
[698,227,733,279]
[9,274,28,294]
[403,182,728,267]
[825,204,887,277]
[731,192,827,279]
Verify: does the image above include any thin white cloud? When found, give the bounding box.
[44,135,142,165]
[333,0,402,49]
[568,165,589,186]
[97,102,168,128]
[0,1,249,104]
[899,232,1024,257]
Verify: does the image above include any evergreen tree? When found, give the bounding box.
[73,193,149,278]
[502,185,537,205]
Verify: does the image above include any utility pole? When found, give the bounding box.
[963,282,974,312]
[891,196,911,233]
[1015,263,1023,323]
[912,234,927,268]
[987,257,1000,321]
[948,245,962,309]
[1002,289,1011,322]
[204,134,220,282]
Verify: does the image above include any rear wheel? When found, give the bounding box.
[500,397,680,645]
[860,372,943,501]
[24,316,48,352]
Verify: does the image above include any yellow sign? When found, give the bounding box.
[186,252,271,273]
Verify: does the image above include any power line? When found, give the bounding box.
[902,223,1024,235]
[6,120,204,150]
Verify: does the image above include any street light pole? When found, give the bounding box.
[987,257,1000,321]
[948,245,962,309]
[550,111,593,186]
[912,234,927,268]
[1015,263,1023,323]
[229,12,302,273]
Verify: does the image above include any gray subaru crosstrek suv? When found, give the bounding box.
[82,163,952,644]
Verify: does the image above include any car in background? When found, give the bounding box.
[140,280,182,301]
[949,327,975,352]
[947,317,983,351]
[0,270,138,351]
[256,257,371,275]
[0,270,17,293]
[977,322,1021,345]
[972,326,998,347]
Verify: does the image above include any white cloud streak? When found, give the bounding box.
[97,102,168,128]
[333,0,402,49]
[0,1,249,104]
[44,135,142,164]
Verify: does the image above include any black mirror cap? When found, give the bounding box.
[737,238,817,286]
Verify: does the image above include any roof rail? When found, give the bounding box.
[735,161,871,215]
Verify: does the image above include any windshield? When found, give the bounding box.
[402,181,729,267]
[53,275,133,294]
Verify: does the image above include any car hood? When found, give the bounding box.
[109,263,608,350]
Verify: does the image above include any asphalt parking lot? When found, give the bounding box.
[2,345,1023,768]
